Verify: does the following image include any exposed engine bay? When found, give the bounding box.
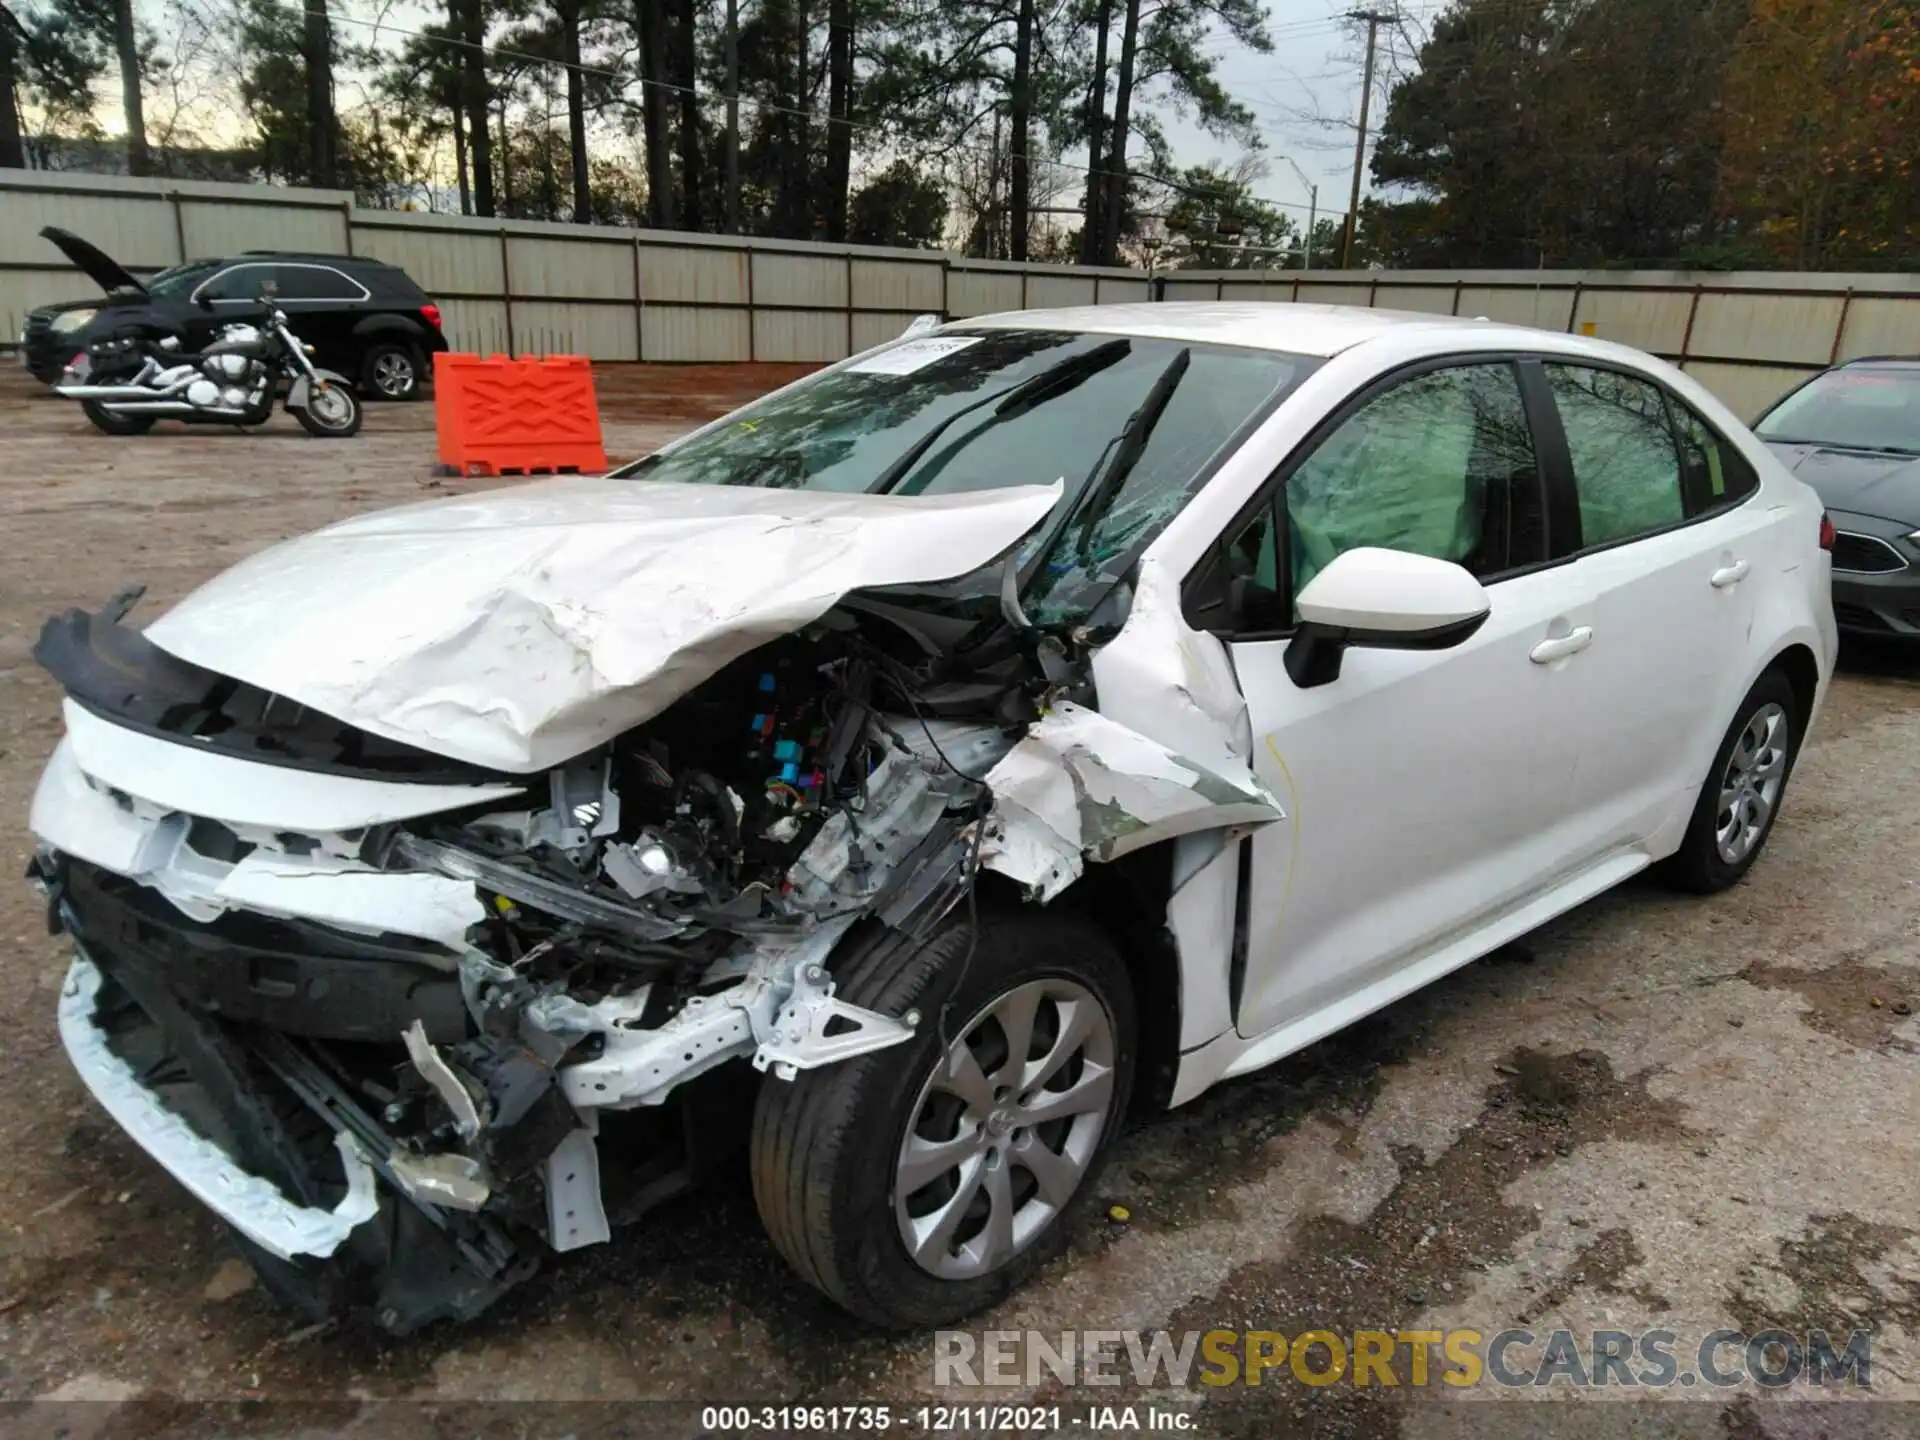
[28,597,1050,1330]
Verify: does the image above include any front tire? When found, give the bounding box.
[751,909,1135,1328]
[1659,669,1801,894]
[292,379,363,438]
[80,401,156,436]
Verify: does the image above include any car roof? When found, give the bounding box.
[956,301,1560,359]
[237,250,393,265]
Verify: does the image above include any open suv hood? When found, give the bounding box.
[141,475,1064,772]
[41,225,148,296]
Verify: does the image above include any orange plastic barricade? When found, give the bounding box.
[433,353,609,477]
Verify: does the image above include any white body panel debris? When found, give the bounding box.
[981,702,1286,901]
[58,955,379,1260]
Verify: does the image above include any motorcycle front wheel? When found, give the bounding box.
[80,401,157,437]
[292,380,363,438]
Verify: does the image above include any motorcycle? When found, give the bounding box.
[54,295,362,439]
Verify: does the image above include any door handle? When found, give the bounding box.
[1530,626,1594,664]
[1711,559,1751,588]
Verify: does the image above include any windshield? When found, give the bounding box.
[145,261,221,298]
[610,329,1314,621]
[1756,366,1920,456]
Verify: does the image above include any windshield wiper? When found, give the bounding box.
[1070,347,1192,563]
[1001,347,1192,625]
[1763,436,1920,457]
[867,338,1131,495]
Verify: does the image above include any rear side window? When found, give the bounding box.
[1546,364,1685,548]
[273,265,366,301]
[1668,400,1758,513]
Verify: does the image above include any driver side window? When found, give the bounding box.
[197,264,268,302]
[1184,362,1547,636]
[1286,363,1542,610]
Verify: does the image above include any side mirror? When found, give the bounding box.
[195,293,214,310]
[1284,548,1491,689]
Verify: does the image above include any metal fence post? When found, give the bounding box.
[1679,285,1703,365]
[1830,288,1855,365]
[498,229,515,356]
[167,191,187,264]
[745,244,757,362]
[632,234,644,362]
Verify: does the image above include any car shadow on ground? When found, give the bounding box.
[1836,634,1920,682]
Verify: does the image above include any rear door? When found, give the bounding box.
[1533,361,1771,856]
[1193,358,1599,1041]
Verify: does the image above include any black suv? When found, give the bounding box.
[21,228,448,400]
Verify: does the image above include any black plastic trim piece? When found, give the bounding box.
[1282,610,1492,689]
[34,602,512,786]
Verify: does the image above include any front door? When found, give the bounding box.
[1192,360,1598,1041]
[266,263,366,374]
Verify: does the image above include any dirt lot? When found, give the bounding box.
[2,364,1918,1438]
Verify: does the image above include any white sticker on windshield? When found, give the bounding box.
[848,336,982,376]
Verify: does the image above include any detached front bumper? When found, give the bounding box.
[58,950,379,1260]
[45,908,538,1332]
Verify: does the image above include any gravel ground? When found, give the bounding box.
[1,363,1917,1439]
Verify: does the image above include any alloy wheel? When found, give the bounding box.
[894,978,1116,1280]
[371,351,415,396]
[1716,701,1789,865]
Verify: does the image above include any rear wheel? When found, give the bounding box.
[751,910,1135,1328]
[359,341,422,401]
[1659,669,1801,893]
[80,401,156,436]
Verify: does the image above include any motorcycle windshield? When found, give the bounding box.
[40,227,148,297]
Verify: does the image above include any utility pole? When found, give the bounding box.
[1278,154,1317,271]
[1342,9,1392,269]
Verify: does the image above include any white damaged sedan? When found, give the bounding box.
[28,304,1836,1331]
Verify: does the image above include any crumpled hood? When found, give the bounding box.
[1764,441,1920,524]
[143,476,1062,772]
